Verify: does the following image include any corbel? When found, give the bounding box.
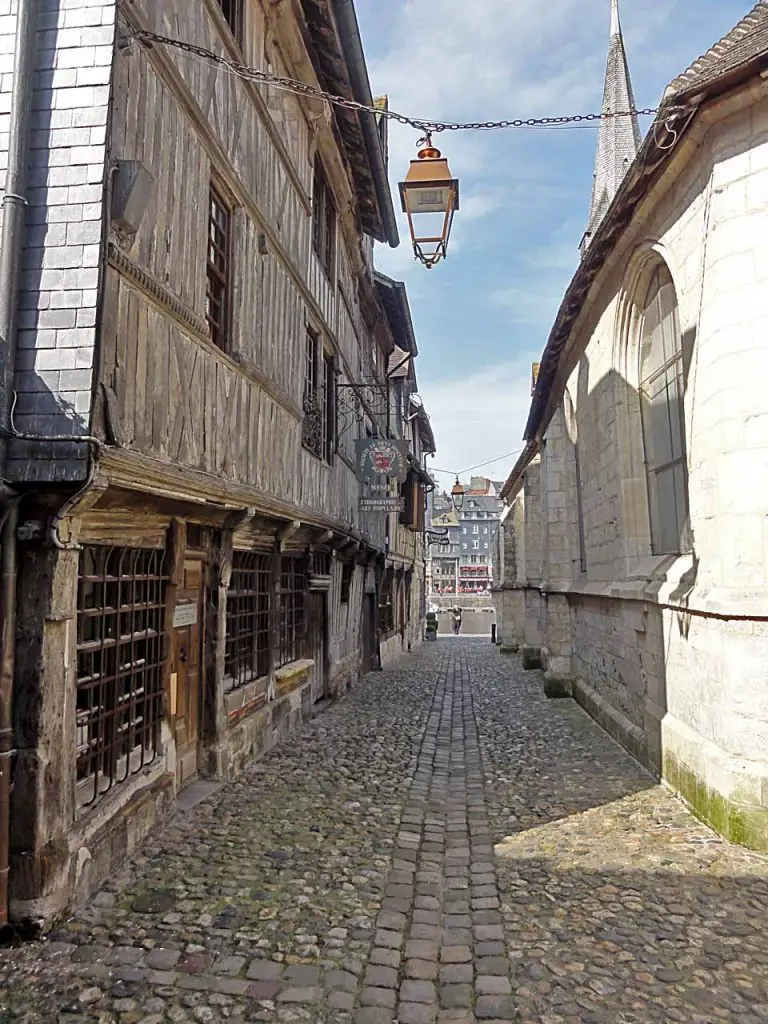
[277,519,302,552]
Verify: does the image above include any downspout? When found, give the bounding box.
[330,0,400,248]
[0,0,37,434]
[0,0,37,934]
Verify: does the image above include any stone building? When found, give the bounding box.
[498,1,768,851]
[0,0,435,926]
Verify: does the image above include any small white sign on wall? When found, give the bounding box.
[173,603,198,628]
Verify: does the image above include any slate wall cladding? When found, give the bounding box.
[0,0,116,482]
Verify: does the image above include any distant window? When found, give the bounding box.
[472,540,479,550]
[472,525,479,535]
[312,159,336,279]
[302,329,334,461]
[638,265,690,555]
[216,0,244,42]
[207,185,232,351]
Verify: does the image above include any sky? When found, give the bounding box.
[354,0,752,492]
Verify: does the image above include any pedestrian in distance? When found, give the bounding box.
[452,605,463,635]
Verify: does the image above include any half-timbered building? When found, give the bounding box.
[0,0,435,926]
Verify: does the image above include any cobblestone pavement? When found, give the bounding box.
[2,641,767,1024]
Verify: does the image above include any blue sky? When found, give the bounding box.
[355,0,752,490]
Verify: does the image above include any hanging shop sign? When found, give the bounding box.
[355,439,409,482]
[359,497,405,513]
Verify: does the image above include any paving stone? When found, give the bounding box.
[276,986,323,1004]
[3,643,768,1024]
[363,965,397,988]
[398,1003,438,1024]
[246,958,282,983]
[440,964,473,985]
[439,984,473,1008]
[474,995,517,1019]
[369,947,400,968]
[359,985,396,1008]
[440,946,472,964]
[406,958,439,980]
[475,975,512,995]
[400,979,437,1004]
[325,970,358,992]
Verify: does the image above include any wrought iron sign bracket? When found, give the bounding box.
[336,380,391,444]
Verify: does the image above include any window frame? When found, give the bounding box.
[216,0,244,45]
[637,264,691,556]
[312,158,337,280]
[302,327,335,462]
[75,545,168,811]
[224,551,271,692]
[207,184,233,351]
[277,555,308,668]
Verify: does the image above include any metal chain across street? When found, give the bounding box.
[130,28,660,134]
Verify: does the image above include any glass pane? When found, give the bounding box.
[658,277,680,364]
[668,364,685,462]
[650,466,679,555]
[640,318,664,382]
[672,462,691,553]
[641,373,673,471]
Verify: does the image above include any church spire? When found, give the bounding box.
[580,0,641,255]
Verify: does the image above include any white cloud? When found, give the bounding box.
[419,357,538,489]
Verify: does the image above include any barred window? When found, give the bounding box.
[277,556,308,667]
[76,546,168,809]
[224,552,271,691]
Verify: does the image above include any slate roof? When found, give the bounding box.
[665,0,768,101]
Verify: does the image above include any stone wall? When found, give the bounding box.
[501,88,768,851]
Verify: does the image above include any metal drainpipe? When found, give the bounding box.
[0,0,38,933]
[0,0,38,432]
[0,499,19,932]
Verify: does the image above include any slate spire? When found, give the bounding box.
[580,0,641,255]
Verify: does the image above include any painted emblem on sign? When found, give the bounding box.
[355,439,409,482]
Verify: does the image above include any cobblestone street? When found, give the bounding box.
[2,641,767,1024]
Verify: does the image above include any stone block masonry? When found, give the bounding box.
[1,641,767,1022]
[1,0,116,482]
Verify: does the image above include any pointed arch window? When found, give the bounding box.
[638,265,690,555]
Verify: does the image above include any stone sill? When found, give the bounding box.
[534,561,768,619]
[274,659,314,695]
[224,676,269,719]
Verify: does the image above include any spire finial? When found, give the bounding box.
[611,0,620,36]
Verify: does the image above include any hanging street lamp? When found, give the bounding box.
[451,477,465,513]
[399,135,460,269]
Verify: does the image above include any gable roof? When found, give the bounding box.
[666,0,768,101]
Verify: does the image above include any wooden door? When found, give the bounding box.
[173,558,203,789]
[309,592,327,702]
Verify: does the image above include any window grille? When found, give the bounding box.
[76,546,168,808]
[277,556,308,667]
[224,552,271,691]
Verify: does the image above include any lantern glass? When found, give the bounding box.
[399,143,460,269]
